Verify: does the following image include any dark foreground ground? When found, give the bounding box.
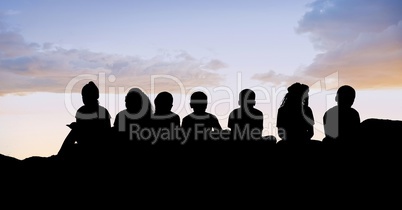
[1,118,401,185]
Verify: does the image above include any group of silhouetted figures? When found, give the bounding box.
[57,81,362,160]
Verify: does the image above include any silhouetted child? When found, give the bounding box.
[228,89,263,141]
[58,81,111,159]
[323,85,360,144]
[152,92,180,129]
[182,91,222,141]
[151,92,180,144]
[113,88,153,144]
[276,82,315,144]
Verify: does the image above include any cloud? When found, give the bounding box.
[3,10,21,16]
[0,21,227,96]
[305,21,402,89]
[255,0,402,89]
[251,70,315,87]
[297,0,402,50]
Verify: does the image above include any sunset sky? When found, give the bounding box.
[1,0,401,159]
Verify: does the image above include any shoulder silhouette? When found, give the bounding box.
[276,82,316,145]
[152,91,180,129]
[181,91,222,143]
[113,88,153,145]
[57,81,111,159]
[228,89,264,141]
[323,85,360,145]
[151,91,181,146]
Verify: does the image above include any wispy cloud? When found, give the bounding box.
[3,10,21,16]
[0,20,227,96]
[304,20,402,89]
[254,0,402,89]
[297,0,402,50]
[251,70,315,87]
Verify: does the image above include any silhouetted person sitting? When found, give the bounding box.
[228,89,263,141]
[182,91,222,142]
[276,82,315,145]
[58,81,111,159]
[323,85,360,145]
[151,91,180,144]
[113,88,153,146]
[152,92,180,129]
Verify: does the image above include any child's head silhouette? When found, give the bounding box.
[81,81,99,106]
[125,88,143,113]
[125,88,153,119]
[336,85,356,108]
[155,91,174,114]
[239,89,256,107]
[190,91,208,114]
[281,82,308,108]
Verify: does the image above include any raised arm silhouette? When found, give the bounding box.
[181,91,222,144]
[276,82,316,145]
[323,85,360,145]
[57,81,111,159]
[228,89,263,141]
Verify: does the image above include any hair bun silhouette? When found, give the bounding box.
[82,81,99,99]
